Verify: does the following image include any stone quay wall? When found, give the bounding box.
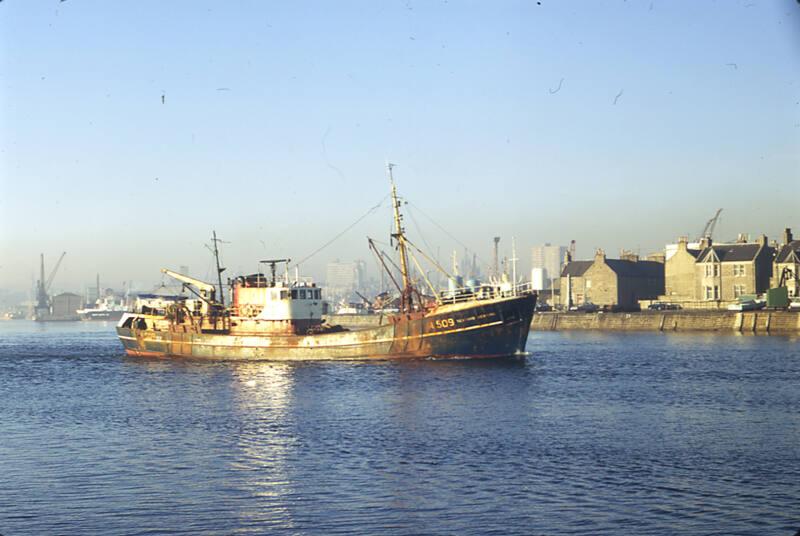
[531,311,800,334]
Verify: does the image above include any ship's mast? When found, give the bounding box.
[388,163,413,312]
[211,230,226,307]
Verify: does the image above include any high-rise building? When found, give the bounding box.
[530,267,545,291]
[325,260,366,300]
[531,244,567,289]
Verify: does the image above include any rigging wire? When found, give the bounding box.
[405,204,435,261]
[293,193,390,269]
[406,200,491,271]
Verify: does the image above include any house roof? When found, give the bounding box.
[605,259,663,278]
[686,248,701,258]
[697,243,767,263]
[561,259,663,278]
[775,240,800,263]
[561,261,592,277]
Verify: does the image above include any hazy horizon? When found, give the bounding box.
[2,1,798,294]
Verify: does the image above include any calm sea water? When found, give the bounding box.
[1,321,799,535]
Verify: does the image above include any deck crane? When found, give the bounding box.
[699,208,723,240]
[161,268,217,303]
[354,290,373,310]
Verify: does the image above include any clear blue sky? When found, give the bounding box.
[1,0,798,293]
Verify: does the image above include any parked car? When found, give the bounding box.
[535,303,553,312]
[648,302,682,311]
[569,302,599,313]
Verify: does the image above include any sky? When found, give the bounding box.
[1,0,799,294]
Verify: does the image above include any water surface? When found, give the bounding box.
[1,321,798,535]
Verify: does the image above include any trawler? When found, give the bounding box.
[116,167,536,360]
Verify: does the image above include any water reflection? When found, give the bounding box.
[228,362,297,531]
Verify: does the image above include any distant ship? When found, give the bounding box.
[78,276,129,321]
[116,167,536,360]
[77,295,127,321]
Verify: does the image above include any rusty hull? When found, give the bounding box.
[117,293,536,361]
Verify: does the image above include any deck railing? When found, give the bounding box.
[437,281,535,305]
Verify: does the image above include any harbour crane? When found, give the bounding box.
[36,252,66,311]
[699,208,723,240]
[778,267,797,288]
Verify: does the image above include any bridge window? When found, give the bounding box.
[291,289,298,299]
[299,289,307,299]
[281,290,288,299]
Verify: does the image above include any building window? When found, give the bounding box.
[734,284,744,297]
[713,264,719,277]
[733,264,746,277]
[705,286,720,300]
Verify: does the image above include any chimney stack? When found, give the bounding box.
[784,228,793,244]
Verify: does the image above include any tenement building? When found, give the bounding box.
[663,237,702,301]
[560,249,664,311]
[695,235,774,302]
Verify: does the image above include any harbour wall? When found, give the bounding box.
[531,311,800,334]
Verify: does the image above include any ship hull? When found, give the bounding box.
[80,310,126,321]
[117,294,535,361]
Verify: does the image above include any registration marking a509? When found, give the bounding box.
[432,318,455,329]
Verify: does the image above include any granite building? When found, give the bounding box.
[560,250,664,311]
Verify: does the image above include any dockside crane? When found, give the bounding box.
[35,252,66,312]
[778,267,797,288]
[699,208,723,240]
